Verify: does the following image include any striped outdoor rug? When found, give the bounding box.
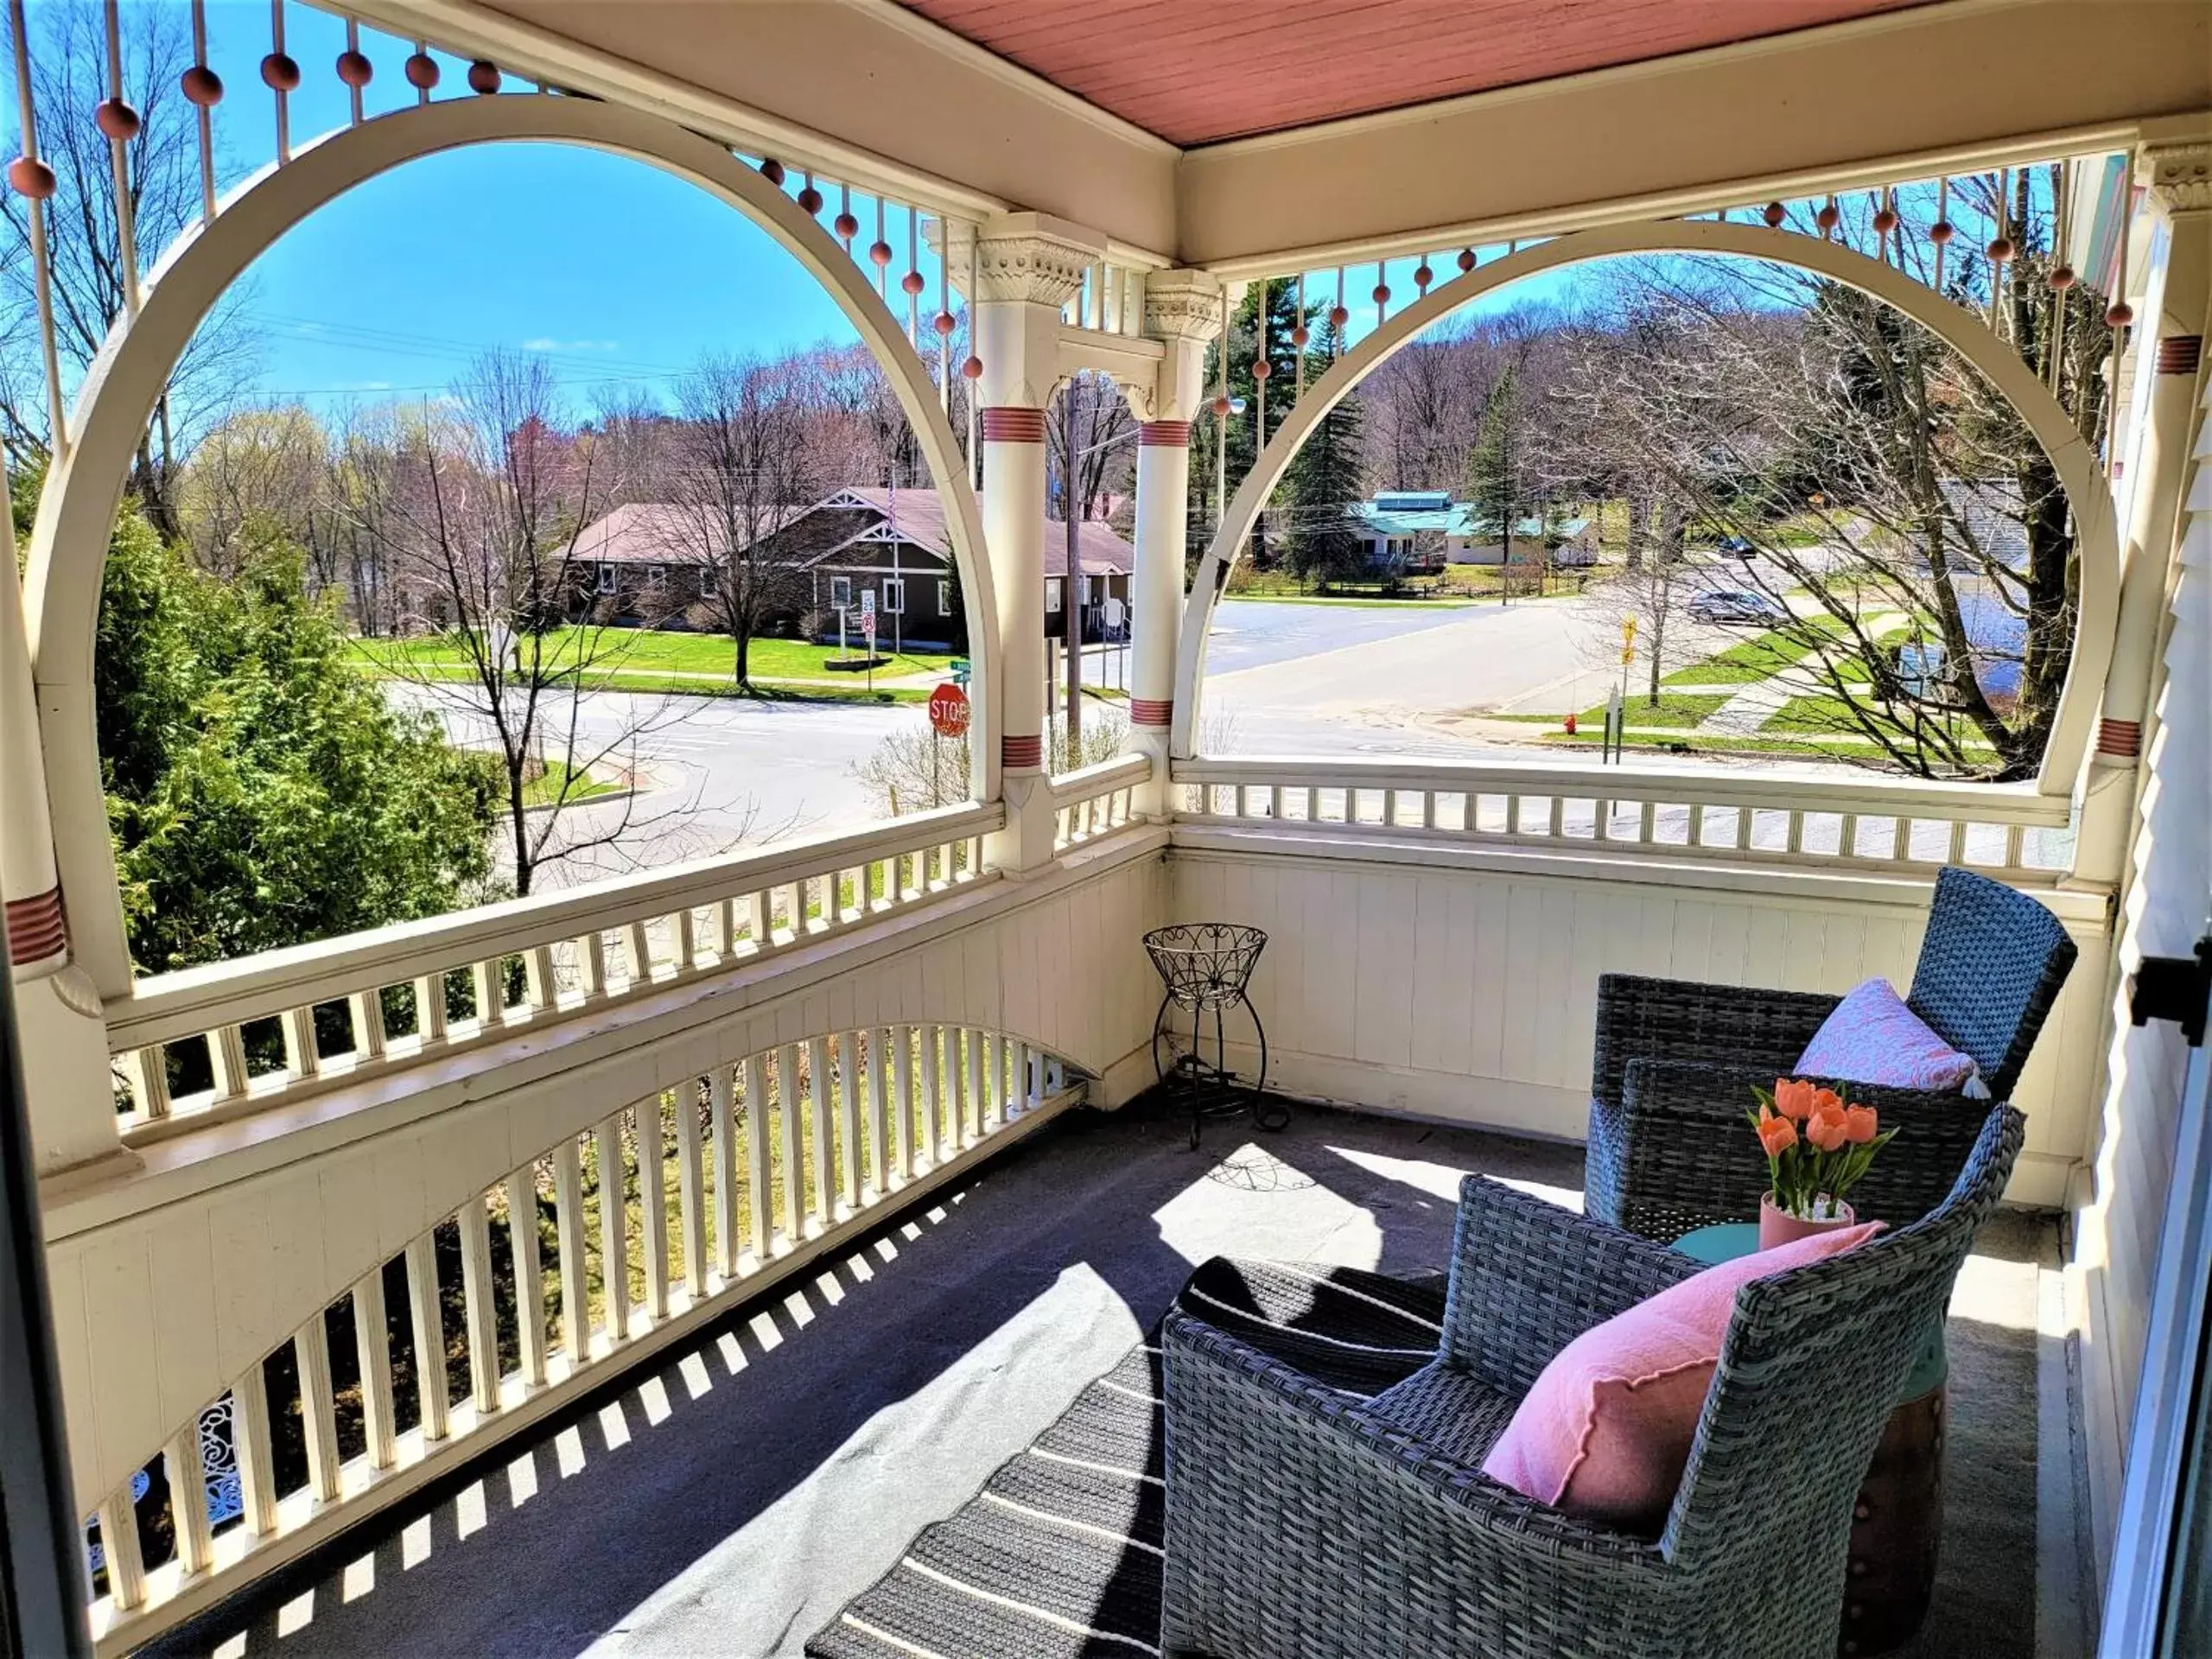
[805,1257,1446,1659]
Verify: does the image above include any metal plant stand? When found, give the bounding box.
[1144,923,1285,1149]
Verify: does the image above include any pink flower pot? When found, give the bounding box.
[1758,1192,1857,1251]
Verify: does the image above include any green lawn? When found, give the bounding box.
[353,627,957,683]
[521,759,621,808]
[1568,691,1732,729]
[1662,613,1851,687]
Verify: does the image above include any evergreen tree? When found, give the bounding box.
[98,510,499,973]
[1281,321,1370,590]
[1189,280,1319,567]
[1466,364,1529,596]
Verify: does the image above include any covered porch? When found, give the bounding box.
[1,1,2207,1656]
[130,1102,2066,1659]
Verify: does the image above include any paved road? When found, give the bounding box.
[386,583,1802,884]
[1200,599,1485,674]
[1202,594,1620,754]
[388,683,912,890]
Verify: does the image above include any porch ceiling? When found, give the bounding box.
[890,0,1936,146]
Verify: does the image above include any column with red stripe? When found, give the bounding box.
[1127,270,1225,815]
[2074,143,2206,891]
[971,214,1106,870]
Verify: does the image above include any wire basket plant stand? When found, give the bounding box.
[1145,923,1286,1149]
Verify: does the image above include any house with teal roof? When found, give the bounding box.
[1351,492,1598,574]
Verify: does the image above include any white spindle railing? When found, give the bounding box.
[1170,757,2075,881]
[105,804,1000,1138]
[1048,753,1150,849]
[82,1023,1077,1654]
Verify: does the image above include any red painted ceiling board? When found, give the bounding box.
[894,0,1936,146]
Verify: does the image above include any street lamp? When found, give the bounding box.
[1214,395,1249,538]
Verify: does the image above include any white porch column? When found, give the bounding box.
[970,213,1103,873]
[2073,143,2209,890]
[1127,270,1223,817]
[1,517,120,1174]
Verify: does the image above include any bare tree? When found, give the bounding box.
[367,351,691,895]
[0,0,254,527]
[1555,194,2106,777]
[659,352,817,690]
[176,404,327,577]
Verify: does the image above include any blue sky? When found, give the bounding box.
[107,3,1757,418]
[182,3,929,410]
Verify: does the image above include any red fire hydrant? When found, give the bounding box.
[1565,712,1578,735]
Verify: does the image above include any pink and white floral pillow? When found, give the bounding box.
[1796,977,1986,1094]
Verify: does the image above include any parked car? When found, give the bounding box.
[1688,588,1789,625]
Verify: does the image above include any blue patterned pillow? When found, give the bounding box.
[1797,978,1983,1092]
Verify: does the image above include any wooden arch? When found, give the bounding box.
[22,95,1001,996]
[1169,219,2119,800]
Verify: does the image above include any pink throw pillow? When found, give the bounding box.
[1481,1221,1882,1532]
[1797,977,1982,1092]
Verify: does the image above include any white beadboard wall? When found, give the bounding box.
[44,838,1168,1511]
[1167,835,2111,1206]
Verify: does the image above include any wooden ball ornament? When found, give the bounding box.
[181,64,224,105]
[466,60,500,95]
[337,49,373,88]
[94,99,141,141]
[7,156,56,199]
[261,52,302,92]
[404,52,439,90]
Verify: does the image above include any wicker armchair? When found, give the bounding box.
[1585,864,2073,1241]
[1160,1106,2025,1659]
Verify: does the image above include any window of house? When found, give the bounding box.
[938,579,951,617]
[1046,576,1063,612]
[699,565,715,598]
[646,564,664,587]
[596,563,617,594]
[882,576,905,615]
[831,575,853,609]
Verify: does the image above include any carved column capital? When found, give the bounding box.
[966,212,1104,308]
[2141,141,2212,217]
[1141,268,1227,345]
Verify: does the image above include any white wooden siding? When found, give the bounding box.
[1171,838,2107,1202]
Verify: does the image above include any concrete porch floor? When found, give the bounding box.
[147,1099,2074,1659]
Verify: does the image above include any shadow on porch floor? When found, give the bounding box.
[147,1099,2057,1659]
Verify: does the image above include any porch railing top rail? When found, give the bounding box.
[1170,755,2073,828]
[105,802,1002,1137]
[1048,752,1152,804]
[1170,754,2078,884]
[105,801,1000,1052]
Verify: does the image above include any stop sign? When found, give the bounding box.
[928,682,970,739]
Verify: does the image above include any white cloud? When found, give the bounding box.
[520,337,620,353]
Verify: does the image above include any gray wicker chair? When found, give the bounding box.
[1160,1105,2024,1659]
[1586,864,2072,1241]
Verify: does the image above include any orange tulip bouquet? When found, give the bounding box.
[1749,1078,1897,1247]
